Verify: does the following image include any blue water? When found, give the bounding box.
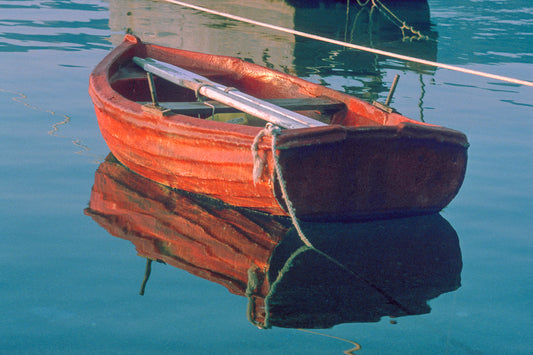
[1,0,532,354]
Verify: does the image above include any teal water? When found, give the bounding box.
[1,0,531,354]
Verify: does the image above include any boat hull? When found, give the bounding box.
[274,123,467,220]
[89,35,468,221]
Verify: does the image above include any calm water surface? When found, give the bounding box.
[1,0,532,354]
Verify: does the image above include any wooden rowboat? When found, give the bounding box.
[89,34,468,221]
[85,154,462,328]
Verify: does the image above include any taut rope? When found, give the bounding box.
[161,0,532,87]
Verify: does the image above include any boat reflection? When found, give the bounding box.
[265,215,461,328]
[86,154,462,329]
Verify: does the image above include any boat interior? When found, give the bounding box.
[110,61,348,126]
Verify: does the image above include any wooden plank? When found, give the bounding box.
[133,57,328,129]
[138,98,346,116]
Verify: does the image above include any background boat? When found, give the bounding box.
[108,0,437,105]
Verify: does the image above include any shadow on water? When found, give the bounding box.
[85,154,462,330]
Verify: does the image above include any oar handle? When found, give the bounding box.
[133,56,217,93]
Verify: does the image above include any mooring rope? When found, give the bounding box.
[252,123,315,248]
[161,0,533,87]
[298,329,362,354]
[370,0,429,41]
[348,0,429,42]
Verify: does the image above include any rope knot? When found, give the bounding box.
[265,122,281,136]
[251,123,280,184]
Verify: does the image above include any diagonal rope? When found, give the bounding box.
[160,0,533,87]
[370,0,430,41]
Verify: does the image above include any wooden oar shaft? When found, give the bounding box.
[133,57,326,129]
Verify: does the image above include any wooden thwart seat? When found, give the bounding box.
[134,57,338,129]
[140,97,345,116]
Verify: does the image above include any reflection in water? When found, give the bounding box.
[0,88,94,158]
[289,0,437,102]
[289,0,437,68]
[86,154,462,329]
[0,0,110,52]
[107,0,437,102]
[0,89,70,135]
[108,0,298,70]
[0,0,108,160]
[266,215,461,328]
[4,89,71,136]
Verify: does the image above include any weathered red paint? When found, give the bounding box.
[89,35,468,221]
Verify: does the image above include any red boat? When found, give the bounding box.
[89,34,468,221]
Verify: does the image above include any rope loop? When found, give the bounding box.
[251,123,280,184]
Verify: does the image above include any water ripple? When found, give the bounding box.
[0,0,111,52]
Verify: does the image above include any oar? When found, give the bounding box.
[133,57,327,129]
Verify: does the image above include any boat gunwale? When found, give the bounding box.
[90,35,469,150]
